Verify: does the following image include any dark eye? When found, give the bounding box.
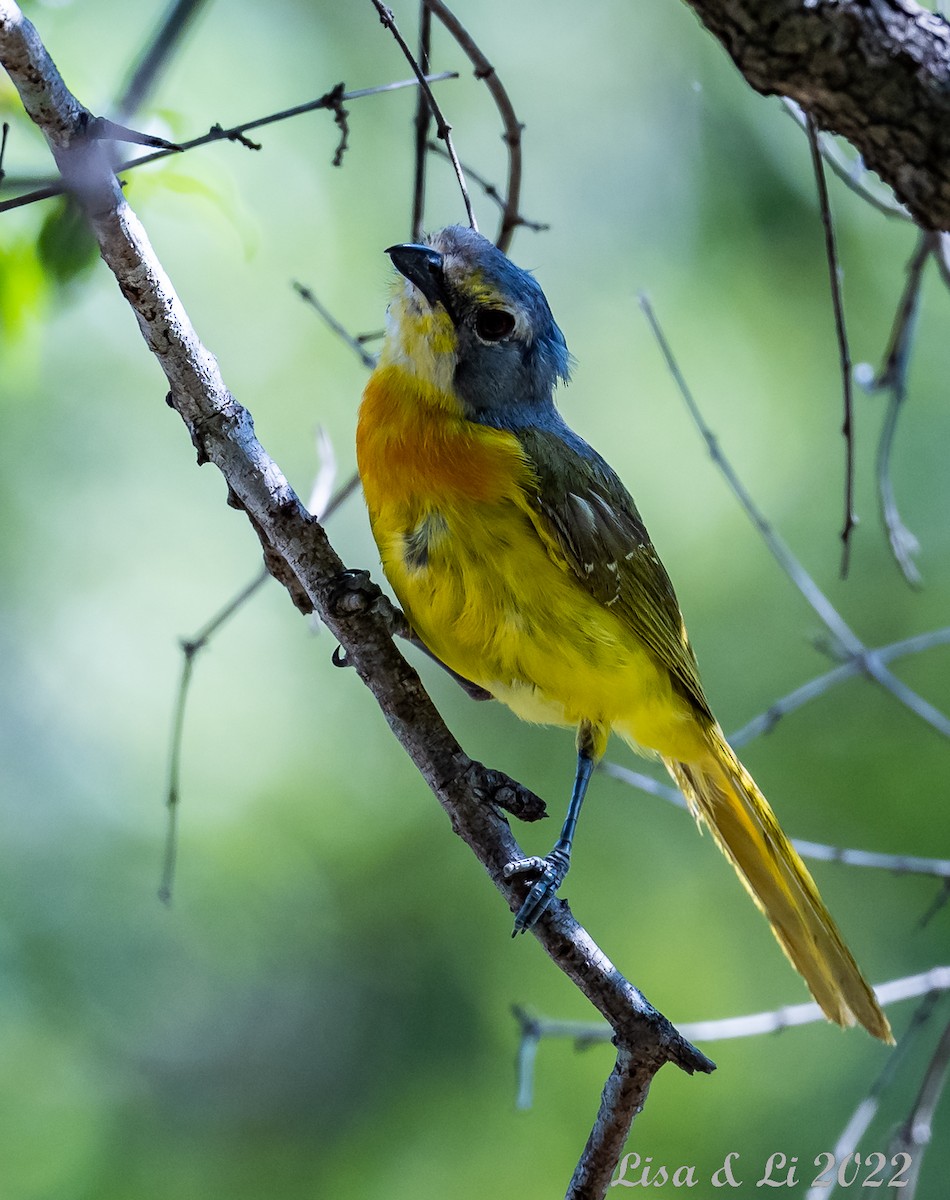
[474,308,516,342]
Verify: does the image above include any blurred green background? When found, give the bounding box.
[2,1,949,1196]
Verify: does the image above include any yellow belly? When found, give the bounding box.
[357,364,706,762]
[373,496,705,761]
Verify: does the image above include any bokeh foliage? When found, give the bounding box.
[1,1,949,1196]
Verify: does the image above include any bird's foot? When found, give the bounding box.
[503,845,571,934]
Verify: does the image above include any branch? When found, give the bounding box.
[728,626,950,747]
[681,0,950,231]
[601,759,950,881]
[113,0,207,124]
[0,72,457,213]
[857,229,936,587]
[805,113,857,575]
[410,0,432,242]
[782,98,911,222]
[292,281,379,369]
[567,1048,653,1199]
[369,0,478,231]
[423,0,524,252]
[1,11,714,1196]
[804,992,944,1200]
[427,140,548,232]
[514,965,950,1062]
[885,1017,950,1198]
[638,294,950,741]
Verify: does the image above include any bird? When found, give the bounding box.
[355,224,892,1042]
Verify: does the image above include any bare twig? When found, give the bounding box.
[728,626,950,747]
[567,1048,653,1200]
[114,0,207,124]
[601,760,950,881]
[293,281,378,369]
[782,100,911,222]
[410,0,431,242]
[307,428,338,519]
[804,993,944,1200]
[427,141,548,232]
[84,115,180,151]
[919,881,950,930]
[806,113,857,576]
[856,230,935,587]
[369,0,477,231]
[638,294,950,741]
[423,0,522,252]
[514,973,950,1123]
[159,567,269,903]
[0,72,457,213]
[514,967,950,1075]
[0,120,8,185]
[159,428,359,903]
[935,233,950,291]
[885,1018,950,1198]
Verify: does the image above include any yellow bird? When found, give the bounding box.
[356,225,892,1042]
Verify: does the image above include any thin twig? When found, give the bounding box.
[728,626,950,747]
[423,0,522,252]
[806,113,857,576]
[0,72,457,213]
[512,1005,542,1110]
[638,294,950,741]
[159,567,268,902]
[600,760,950,881]
[369,0,477,231]
[0,120,9,185]
[427,141,548,231]
[159,466,361,902]
[782,100,911,222]
[856,229,935,587]
[293,281,378,369]
[514,966,950,1066]
[114,0,207,124]
[804,993,944,1200]
[885,1017,950,1198]
[918,881,950,930]
[934,233,950,292]
[410,0,431,242]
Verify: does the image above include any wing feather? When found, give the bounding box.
[515,425,712,718]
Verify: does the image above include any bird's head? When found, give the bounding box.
[381,225,571,426]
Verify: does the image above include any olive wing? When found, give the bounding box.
[515,425,712,719]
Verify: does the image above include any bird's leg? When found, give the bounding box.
[504,722,599,934]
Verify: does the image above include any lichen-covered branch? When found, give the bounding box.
[681,0,950,231]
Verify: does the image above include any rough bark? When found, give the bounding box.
[682,0,950,230]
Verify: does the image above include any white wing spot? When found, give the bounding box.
[569,493,598,532]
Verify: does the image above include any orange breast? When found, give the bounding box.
[356,364,528,511]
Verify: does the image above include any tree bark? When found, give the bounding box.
[682,0,950,231]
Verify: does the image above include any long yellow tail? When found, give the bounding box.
[665,733,893,1043]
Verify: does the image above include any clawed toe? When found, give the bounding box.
[504,847,571,934]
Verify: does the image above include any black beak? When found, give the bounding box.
[385,242,456,321]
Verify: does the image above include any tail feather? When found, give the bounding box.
[665,734,893,1043]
